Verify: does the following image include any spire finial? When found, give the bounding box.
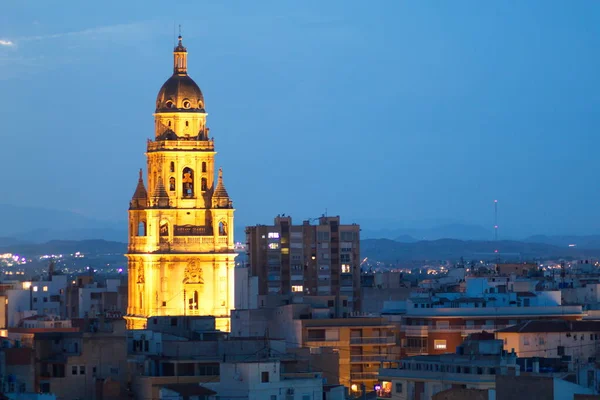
[138,168,143,181]
[173,26,187,74]
[218,167,223,181]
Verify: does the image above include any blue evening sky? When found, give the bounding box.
[1,1,599,237]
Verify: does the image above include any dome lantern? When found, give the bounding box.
[155,35,205,113]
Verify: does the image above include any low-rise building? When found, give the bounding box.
[399,277,584,356]
[495,320,600,363]
[232,301,400,395]
[377,334,598,400]
[209,359,331,400]
[34,317,128,400]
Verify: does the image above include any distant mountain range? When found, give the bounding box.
[361,238,600,263]
[0,239,127,257]
[1,238,597,264]
[0,204,126,243]
[360,223,494,242]
[522,235,600,249]
[1,205,600,262]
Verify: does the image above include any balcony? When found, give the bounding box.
[350,371,379,380]
[350,336,395,345]
[174,225,212,236]
[403,324,511,336]
[131,235,232,254]
[147,139,215,152]
[350,354,395,363]
[404,347,427,355]
[403,326,429,336]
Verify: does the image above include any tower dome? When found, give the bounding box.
[155,36,205,113]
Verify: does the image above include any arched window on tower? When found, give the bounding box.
[189,291,199,311]
[201,177,207,191]
[182,168,194,198]
[138,221,146,236]
[170,162,175,173]
[219,221,228,236]
[169,177,175,191]
[160,222,169,236]
[202,162,207,173]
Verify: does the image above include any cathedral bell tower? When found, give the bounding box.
[125,36,235,331]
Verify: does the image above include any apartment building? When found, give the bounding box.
[232,301,400,395]
[495,320,600,362]
[399,277,583,356]
[377,335,597,400]
[34,318,128,400]
[245,215,361,311]
[128,315,341,400]
[207,360,342,400]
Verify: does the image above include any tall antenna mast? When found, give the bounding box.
[494,199,499,257]
[494,199,498,242]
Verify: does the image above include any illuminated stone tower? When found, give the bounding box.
[125,36,235,331]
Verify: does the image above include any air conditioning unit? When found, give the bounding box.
[287,388,295,395]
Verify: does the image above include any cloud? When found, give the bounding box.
[0,22,154,79]
[18,22,151,43]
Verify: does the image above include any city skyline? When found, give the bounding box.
[1,1,600,238]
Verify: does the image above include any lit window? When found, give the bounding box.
[268,232,280,239]
[434,340,447,350]
[43,286,48,292]
[33,286,38,292]
[342,264,351,273]
[292,285,303,293]
[268,243,279,250]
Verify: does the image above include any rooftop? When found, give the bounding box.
[405,305,583,318]
[158,383,216,397]
[496,320,600,333]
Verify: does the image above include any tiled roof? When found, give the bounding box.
[496,320,600,333]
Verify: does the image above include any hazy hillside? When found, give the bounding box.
[0,204,126,243]
[360,223,492,241]
[0,240,127,256]
[361,238,600,263]
[524,235,600,249]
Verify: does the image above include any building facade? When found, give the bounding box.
[399,277,583,357]
[125,36,236,331]
[495,320,600,362]
[245,215,361,311]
